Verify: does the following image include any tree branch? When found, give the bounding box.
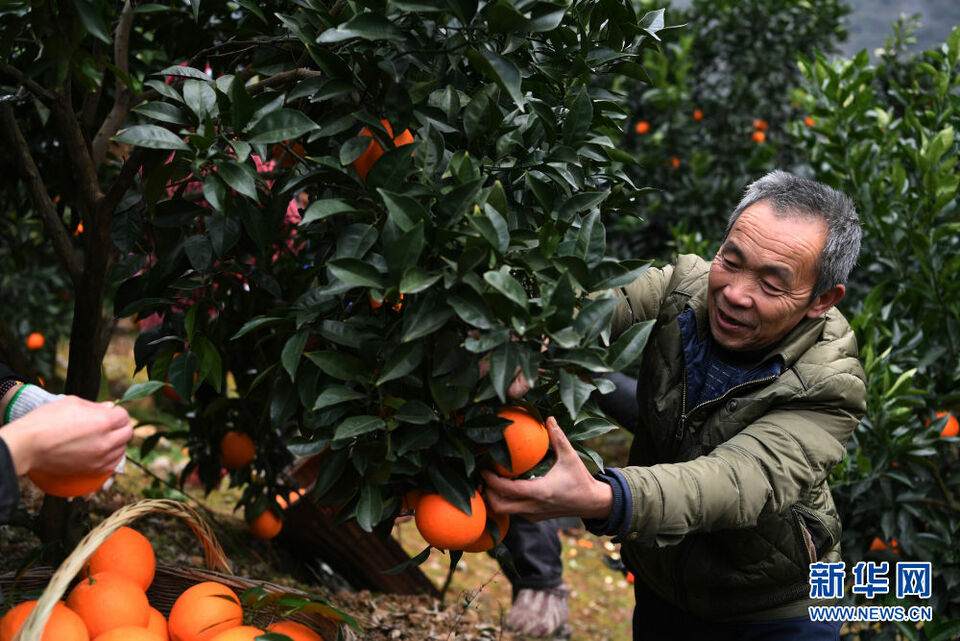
[100,147,146,220]
[50,80,104,219]
[91,0,135,170]
[0,102,83,285]
[0,64,56,103]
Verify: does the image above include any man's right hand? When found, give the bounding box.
[0,396,133,476]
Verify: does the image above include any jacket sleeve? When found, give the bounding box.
[609,261,676,340]
[613,369,865,546]
[0,362,22,523]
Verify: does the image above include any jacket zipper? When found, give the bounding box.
[675,367,780,442]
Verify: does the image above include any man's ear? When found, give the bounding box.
[806,284,845,319]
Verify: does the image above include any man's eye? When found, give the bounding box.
[761,281,783,294]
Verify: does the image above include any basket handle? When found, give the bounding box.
[17,498,232,641]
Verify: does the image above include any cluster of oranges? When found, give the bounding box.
[351,119,414,183]
[751,119,768,143]
[0,526,323,641]
[410,406,549,551]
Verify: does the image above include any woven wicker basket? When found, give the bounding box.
[0,498,342,641]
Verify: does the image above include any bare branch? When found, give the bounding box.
[0,64,56,103]
[50,82,104,216]
[0,102,83,285]
[91,0,135,170]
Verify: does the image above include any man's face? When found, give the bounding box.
[707,200,828,351]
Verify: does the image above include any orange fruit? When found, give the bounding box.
[266,620,324,641]
[167,581,243,641]
[247,506,283,540]
[207,626,265,641]
[219,431,255,469]
[753,119,768,131]
[83,526,156,591]
[401,490,422,513]
[66,572,150,639]
[492,407,549,477]
[804,116,816,127]
[462,507,510,553]
[146,607,168,641]
[868,537,901,554]
[670,156,680,168]
[25,332,45,350]
[74,221,84,236]
[634,121,650,135]
[93,627,165,641]
[751,130,766,143]
[0,600,89,641]
[415,490,487,550]
[28,469,112,498]
[934,411,959,437]
[351,119,414,182]
[693,109,703,122]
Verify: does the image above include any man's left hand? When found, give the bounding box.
[481,416,614,522]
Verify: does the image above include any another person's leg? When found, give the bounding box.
[501,516,569,637]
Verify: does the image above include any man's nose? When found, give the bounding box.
[724,275,754,308]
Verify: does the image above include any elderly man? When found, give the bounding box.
[484,170,866,640]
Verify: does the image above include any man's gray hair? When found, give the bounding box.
[724,170,861,301]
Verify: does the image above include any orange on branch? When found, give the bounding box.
[634,121,650,135]
[66,572,150,639]
[804,116,816,127]
[25,332,44,351]
[83,526,156,591]
[0,600,89,641]
[753,119,768,131]
[693,109,703,122]
[930,411,959,437]
[415,490,487,550]
[167,581,242,641]
[492,406,549,477]
[247,506,283,540]
[462,507,510,553]
[351,119,414,182]
[751,130,766,143]
[219,431,256,469]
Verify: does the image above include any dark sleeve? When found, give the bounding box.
[0,362,21,383]
[0,437,20,524]
[582,468,631,540]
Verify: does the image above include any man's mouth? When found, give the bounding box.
[716,306,749,329]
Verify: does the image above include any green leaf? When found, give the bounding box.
[559,369,595,419]
[401,299,455,342]
[377,342,425,385]
[234,0,268,24]
[327,258,387,289]
[355,484,383,532]
[114,125,190,151]
[448,290,495,329]
[73,0,111,43]
[217,161,259,201]
[282,332,310,381]
[306,351,364,380]
[133,101,188,125]
[385,221,425,274]
[566,417,618,442]
[228,75,256,131]
[183,235,212,271]
[300,199,362,225]
[562,88,593,145]
[158,64,211,81]
[427,463,475,515]
[231,316,284,340]
[313,385,367,410]
[481,50,524,109]
[379,189,430,232]
[592,260,650,291]
[393,400,437,425]
[400,266,442,294]
[183,79,217,120]
[638,8,666,39]
[557,191,608,222]
[607,320,654,371]
[334,415,386,440]
[317,13,407,43]
[574,297,619,342]
[247,109,320,143]
[488,342,520,403]
[117,381,167,404]
[484,267,529,311]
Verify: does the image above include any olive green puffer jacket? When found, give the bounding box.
[609,254,866,622]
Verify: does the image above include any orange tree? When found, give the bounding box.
[611,0,848,260]
[113,2,668,539]
[793,22,960,637]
